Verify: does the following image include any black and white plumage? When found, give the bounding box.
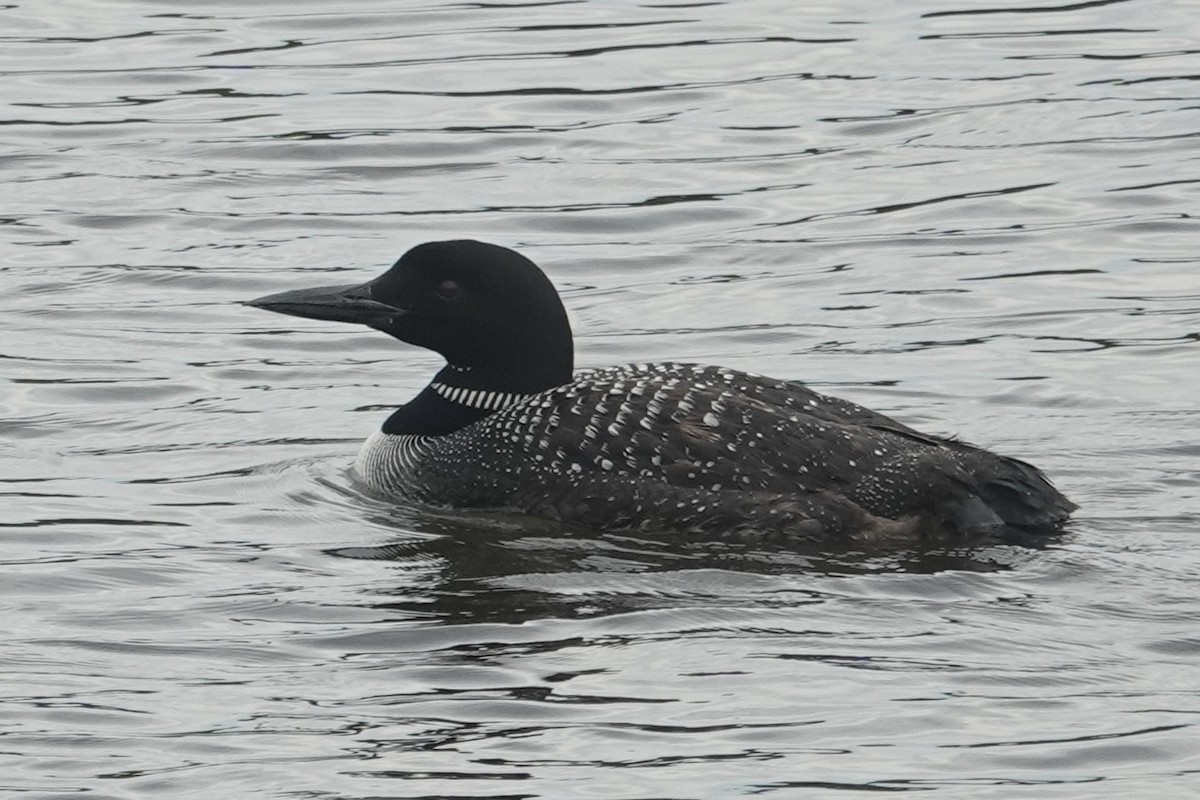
[248,240,1075,545]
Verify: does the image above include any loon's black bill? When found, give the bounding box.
[246,282,402,327]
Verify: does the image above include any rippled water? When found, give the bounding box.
[3,0,1198,797]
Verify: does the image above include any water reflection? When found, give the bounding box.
[322,487,1062,625]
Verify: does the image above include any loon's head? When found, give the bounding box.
[248,240,574,393]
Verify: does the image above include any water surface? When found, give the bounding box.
[2,0,1198,797]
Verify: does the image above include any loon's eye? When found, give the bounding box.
[434,279,460,301]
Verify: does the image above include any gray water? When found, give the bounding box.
[2,0,1198,797]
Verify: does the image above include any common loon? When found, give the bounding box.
[248,240,1075,544]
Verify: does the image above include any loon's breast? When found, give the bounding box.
[353,362,1071,543]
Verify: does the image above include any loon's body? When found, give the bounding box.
[249,240,1074,544]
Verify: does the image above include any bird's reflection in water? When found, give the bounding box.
[326,502,1060,624]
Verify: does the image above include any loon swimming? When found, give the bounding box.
[248,239,1075,544]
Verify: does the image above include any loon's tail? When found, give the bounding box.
[962,450,1076,534]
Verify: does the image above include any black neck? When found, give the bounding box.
[381,363,569,436]
[446,341,573,395]
[383,385,492,436]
